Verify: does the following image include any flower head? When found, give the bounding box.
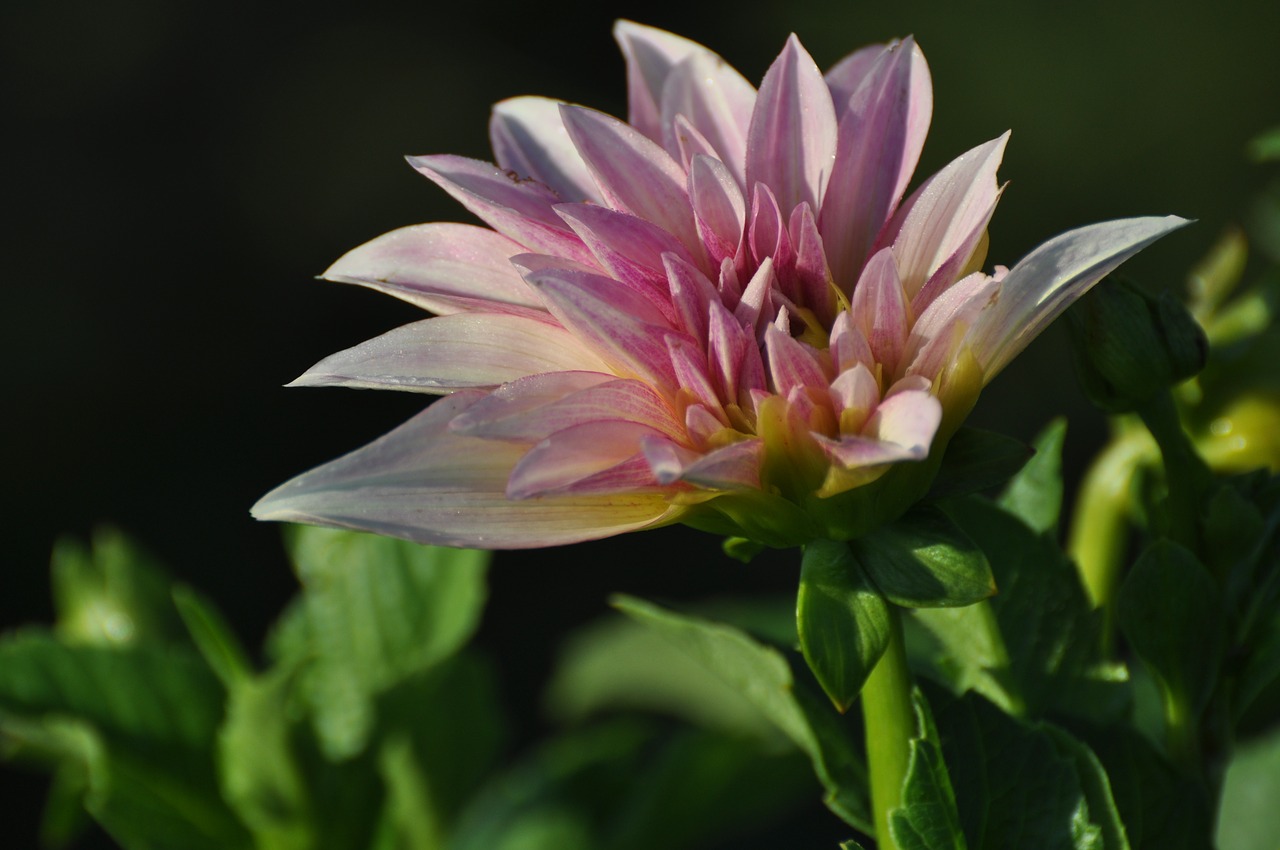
[253,22,1186,548]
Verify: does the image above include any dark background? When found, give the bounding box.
[4,0,1279,846]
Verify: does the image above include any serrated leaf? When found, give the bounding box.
[1118,541,1224,725]
[798,540,890,711]
[285,526,489,759]
[852,508,995,609]
[998,418,1067,534]
[612,595,871,832]
[888,690,967,850]
[173,586,252,688]
[929,687,1123,850]
[926,427,1034,501]
[930,497,1128,721]
[1043,727,1129,850]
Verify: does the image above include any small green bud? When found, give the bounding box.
[1066,276,1208,412]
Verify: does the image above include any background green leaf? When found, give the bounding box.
[997,419,1067,535]
[925,428,1034,501]
[888,690,967,850]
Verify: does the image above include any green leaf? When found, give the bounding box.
[853,508,995,609]
[373,733,445,850]
[1248,124,1280,162]
[612,595,871,832]
[1234,611,1280,730]
[926,427,1034,501]
[997,418,1067,534]
[50,527,185,648]
[929,687,1126,850]
[173,586,253,688]
[797,540,890,711]
[888,690,967,850]
[929,497,1127,721]
[285,526,489,759]
[1043,727,1129,850]
[1216,723,1280,850]
[1118,541,1224,725]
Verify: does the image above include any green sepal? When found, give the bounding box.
[722,536,765,564]
[852,507,996,609]
[797,540,890,712]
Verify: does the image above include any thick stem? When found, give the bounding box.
[861,606,913,850]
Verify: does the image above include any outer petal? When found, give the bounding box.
[614,20,719,142]
[820,38,932,288]
[507,420,668,498]
[288,314,610,392]
[745,35,838,217]
[660,51,756,184]
[490,97,604,203]
[966,215,1191,378]
[322,223,542,315]
[251,392,678,548]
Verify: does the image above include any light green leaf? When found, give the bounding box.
[997,418,1067,534]
[888,690,967,850]
[285,526,489,759]
[50,527,184,648]
[853,508,995,609]
[612,595,871,832]
[374,733,445,850]
[797,540,890,711]
[1118,541,1224,725]
[926,427,1034,501]
[173,586,253,688]
[1216,723,1280,850]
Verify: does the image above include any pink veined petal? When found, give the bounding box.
[322,223,542,315]
[614,20,720,142]
[814,388,941,468]
[288,314,610,393]
[967,215,1192,378]
[830,362,880,431]
[764,324,829,396]
[824,43,889,118]
[829,311,875,375]
[523,266,684,391]
[850,247,911,375]
[452,375,685,442]
[745,34,839,218]
[685,402,727,443]
[821,38,932,289]
[250,391,678,549]
[490,96,604,204]
[643,436,764,489]
[887,133,1008,299]
[556,202,696,321]
[734,256,778,335]
[908,186,1001,319]
[667,334,728,420]
[507,420,669,499]
[748,183,796,292]
[664,253,718,346]
[559,105,702,256]
[902,271,998,380]
[790,203,835,322]
[670,115,721,173]
[689,154,747,266]
[660,51,756,185]
[408,154,595,265]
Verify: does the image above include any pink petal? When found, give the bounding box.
[966,215,1191,378]
[745,35,839,218]
[660,51,756,184]
[408,154,595,264]
[748,182,796,292]
[815,388,941,468]
[251,392,677,548]
[902,271,998,379]
[559,105,702,256]
[821,38,932,288]
[614,21,717,142]
[452,374,683,442]
[824,43,889,116]
[507,420,668,498]
[667,334,726,417]
[289,314,609,392]
[829,311,875,374]
[830,362,880,430]
[490,96,603,203]
[664,253,718,346]
[790,203,834,322]
[887,134,1008,298]
[764,324,829,396]
[849,247,910,375]
[322,223,541,315]
[689,154,747,266]
[643,436,763,489]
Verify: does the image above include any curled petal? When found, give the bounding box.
[614,20,719,142]
[251,392,678,548]
[967,215,1191,377]
[490,96,603,203]
[289,314,609,392]
[507,420,668,498]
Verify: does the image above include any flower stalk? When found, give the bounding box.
[861,605,913,850]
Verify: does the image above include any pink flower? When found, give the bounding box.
[253,22,1185,548]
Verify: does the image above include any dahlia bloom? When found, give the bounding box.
[253,22,1185,548]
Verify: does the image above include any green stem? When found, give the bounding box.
[1067,425,1155,654]
[1135,392,1213,553]
[861,607,913,850]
